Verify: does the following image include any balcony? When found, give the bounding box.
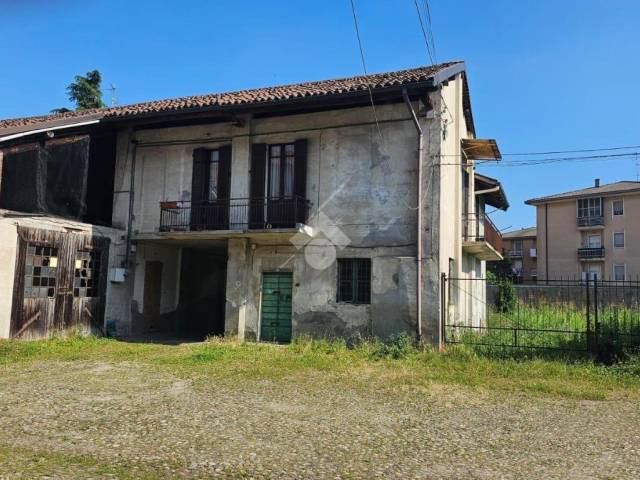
[462,213,503,261]
[506,249,523,258]
[159,196,309,233]
[577,246,605,260]
[577,215,604,228]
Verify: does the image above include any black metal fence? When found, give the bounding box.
[442,275,640,357]
[159,196,309,232]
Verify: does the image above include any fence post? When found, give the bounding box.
[585,274,592,354]
[593,275,600,358]
[440,273,447,348]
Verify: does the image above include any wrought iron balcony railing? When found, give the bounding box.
[159,196,309,232]
[577,246,605,259]
[577,215,604,227]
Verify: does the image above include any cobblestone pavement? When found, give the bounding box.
[0,361,638,479]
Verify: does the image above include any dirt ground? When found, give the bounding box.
[0,355,639,479]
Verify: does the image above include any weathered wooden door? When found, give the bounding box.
[260,272,293,343]
[10,227,109,339]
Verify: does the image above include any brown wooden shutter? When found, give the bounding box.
[217,145,232,200]
[191,148,208,204]
[293,139,308,223]
[249,143,267,228]
[190,148,209,230]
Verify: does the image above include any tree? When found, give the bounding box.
[51,70,105,114]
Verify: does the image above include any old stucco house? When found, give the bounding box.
[0,61,507,345]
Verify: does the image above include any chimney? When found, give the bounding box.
[595,178,600,188]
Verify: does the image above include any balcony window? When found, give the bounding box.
[577,197,602,218]
[208,150,219,201]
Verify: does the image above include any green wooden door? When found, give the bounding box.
[260,272,293,343]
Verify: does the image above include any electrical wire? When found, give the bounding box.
[349,0,385,149]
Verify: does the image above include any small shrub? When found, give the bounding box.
[494,279,517,314]
[370,332,416,360]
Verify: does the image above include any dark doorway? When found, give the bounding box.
[177,247,227,337]
[143,261,163,331]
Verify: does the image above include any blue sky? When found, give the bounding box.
[1,0,639,230]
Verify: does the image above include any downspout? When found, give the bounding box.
[545,203,549,284]
[124,138,139,269]
[402,88,423,343]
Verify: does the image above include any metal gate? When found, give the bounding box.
[442,275,640,356]
[10,226,109,339]
[260,272,293,343]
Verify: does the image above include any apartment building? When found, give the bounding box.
[526,179,640,280]
[0,61,508,344]
[501,227,537,282]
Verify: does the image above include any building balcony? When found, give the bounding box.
[577,215,604,228]
[462,212,503,261]
[158,196,310,234]
[506,249,523,258]
[577,246,605,260]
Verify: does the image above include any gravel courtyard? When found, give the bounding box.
[0,340,639,479]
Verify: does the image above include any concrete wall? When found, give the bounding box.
[112,73,491,341]
[0,212,127,338]
[536,193,640,280]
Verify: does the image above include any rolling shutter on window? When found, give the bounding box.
[249,143,267,228]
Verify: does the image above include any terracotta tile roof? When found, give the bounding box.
[0,61,463,133]
[526,181,640,204]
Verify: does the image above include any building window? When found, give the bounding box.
[208,150,219,201]
[613,231,625,249]
[577,197,602,218]
[268,143,295,198]
[74,250,101,298]
[614,264,626,281]
[512,240,523,254]
[24,244,58,298]
[613,199,624,216]
[337,259,371,304]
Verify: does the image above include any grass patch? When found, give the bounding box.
[1,335,639,400]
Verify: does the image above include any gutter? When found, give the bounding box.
[0,119,101,143]
[402,88,424,343]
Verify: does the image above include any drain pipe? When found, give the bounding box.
[402,88,424,343]
[124,137,139,269]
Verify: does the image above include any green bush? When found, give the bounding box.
[494,279,517,313]
[370,332,416,360]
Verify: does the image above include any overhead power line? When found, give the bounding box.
[348,0,385,147]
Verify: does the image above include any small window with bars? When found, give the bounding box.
[337,259,371,304]
[74,250,101,298]
[24,244,58,298]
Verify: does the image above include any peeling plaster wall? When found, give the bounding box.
[225,243,417,341]
[111,81,488,341]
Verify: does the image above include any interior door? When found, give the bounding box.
[260,272,293,343]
